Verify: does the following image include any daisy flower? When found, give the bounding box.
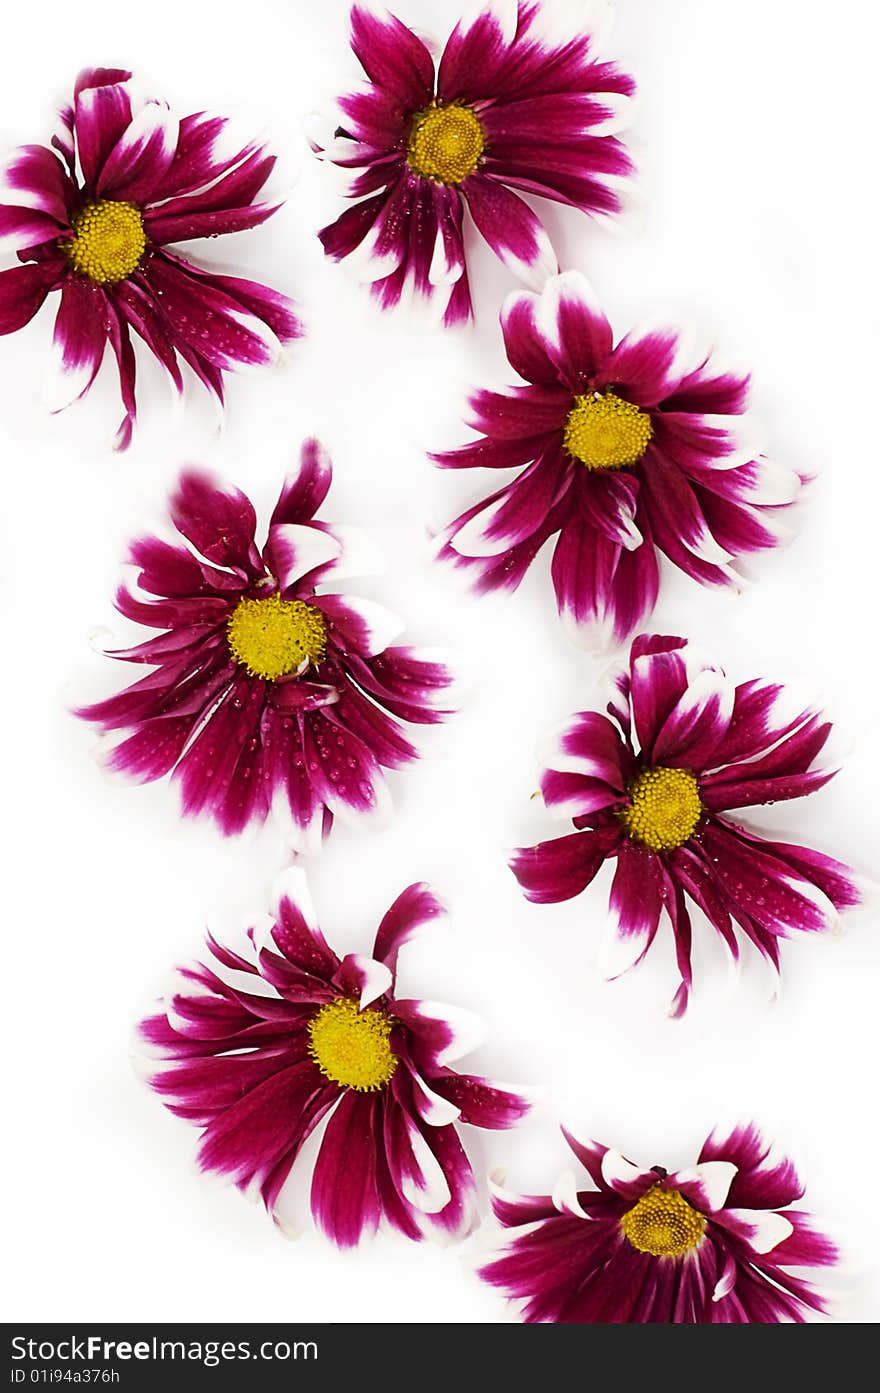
[77,440,451,843]
[511,633,862,1015]
[480,1123,838,1322]
[139,873,529,1245]
[0,66,300,448]
[313,2,635,322]
[436,271,801,645]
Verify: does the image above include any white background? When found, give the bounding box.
[1,0,878,1324]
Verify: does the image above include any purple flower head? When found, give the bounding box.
[139,872,529,1246]
[314,2,635,322]
[480,1123,838,1322]
[511,633,862,1015]
[437,271,802,646]
[77,440,452,844]
[0,67,301,447]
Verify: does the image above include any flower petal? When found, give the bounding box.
[265,522,343,590]
[463,173,557,289]
[373,883,447,975]
[393,1000,486,1067]
[311,1090,381,1246]
[350,2,435,107]
[44,276,108,412]
[0,261,60,334]
[600,840,665,979]
[97,100,178,203]
[335,953,392,1009]
[673,1161,737,1213]
[510,830,616,905]
[318,594,406,657]
[717,1207,794,1254]
[271,438,333,525]
[536,269,613,390]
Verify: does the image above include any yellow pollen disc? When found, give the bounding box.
[621,1186,706,1258]
[407,102,485,184]
[226,593,327,682]
[64,200,147,284]
[619,766,702,852]
[307,997,398,1093]
[563,390,653,470]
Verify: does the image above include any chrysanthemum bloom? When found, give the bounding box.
[312,2,635,323]
[140,874,529,1245]
[511,633,862,1015]
[480,1124,837,1322]
[78,440,451,842]
[0,67,300,447]
[436,271,801,644]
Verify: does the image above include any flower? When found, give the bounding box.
[77,439,451,842]
[139,873,529,1245]
[436,271,801,645]
[479,1123,838,1322]
[510,633,862,1015]
[0,66,301,448]
[312,3,635,323]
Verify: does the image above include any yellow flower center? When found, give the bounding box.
[563,390,653,470]
[619,766,702,852]
[407,103,485,184]
[621,1186,706,1258]
[65,200,147,284]
[226,593,327,682]
[307,997,398,1093]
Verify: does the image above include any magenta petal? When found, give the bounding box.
[176,261,302,347]
[539,270,614,390]
[97,100,177,203]
[718,827,861,914]
[145,199,278,243]
[429,1072,528,1130]
[699,1124,803,1211]
[47,276,108,411]
[301,710,383,817]
[3,143,76,222]
[269,889,339,982]
[197,1059,330,1203]
[0,261,60,333]
[606,840,664,976]
[438,4,517,104]
[701,821,841,937]
[599,326,684,405]
[650,666,733,770]
[373,883,446,976]
[448,449,569,556]
[349,3,435,107]
[155,112,250,201]
[74,79,134,192]
[311,1089,381,1247]
[548,710,634,789]
[628,642,691,757]
[0,203,62,248]
[112,277,184,393]
[144,140,275,219]
[270,437,333,525]
[170,469,260,572]
[556,506,657,645]
[105,298,137,450]
[510,829,616,904]
[501,287,561,387]
[540,768,624,817]
[75,67,132,97]
[103,715,194,782]
[142,254,282,370]
[463,172,556,287]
